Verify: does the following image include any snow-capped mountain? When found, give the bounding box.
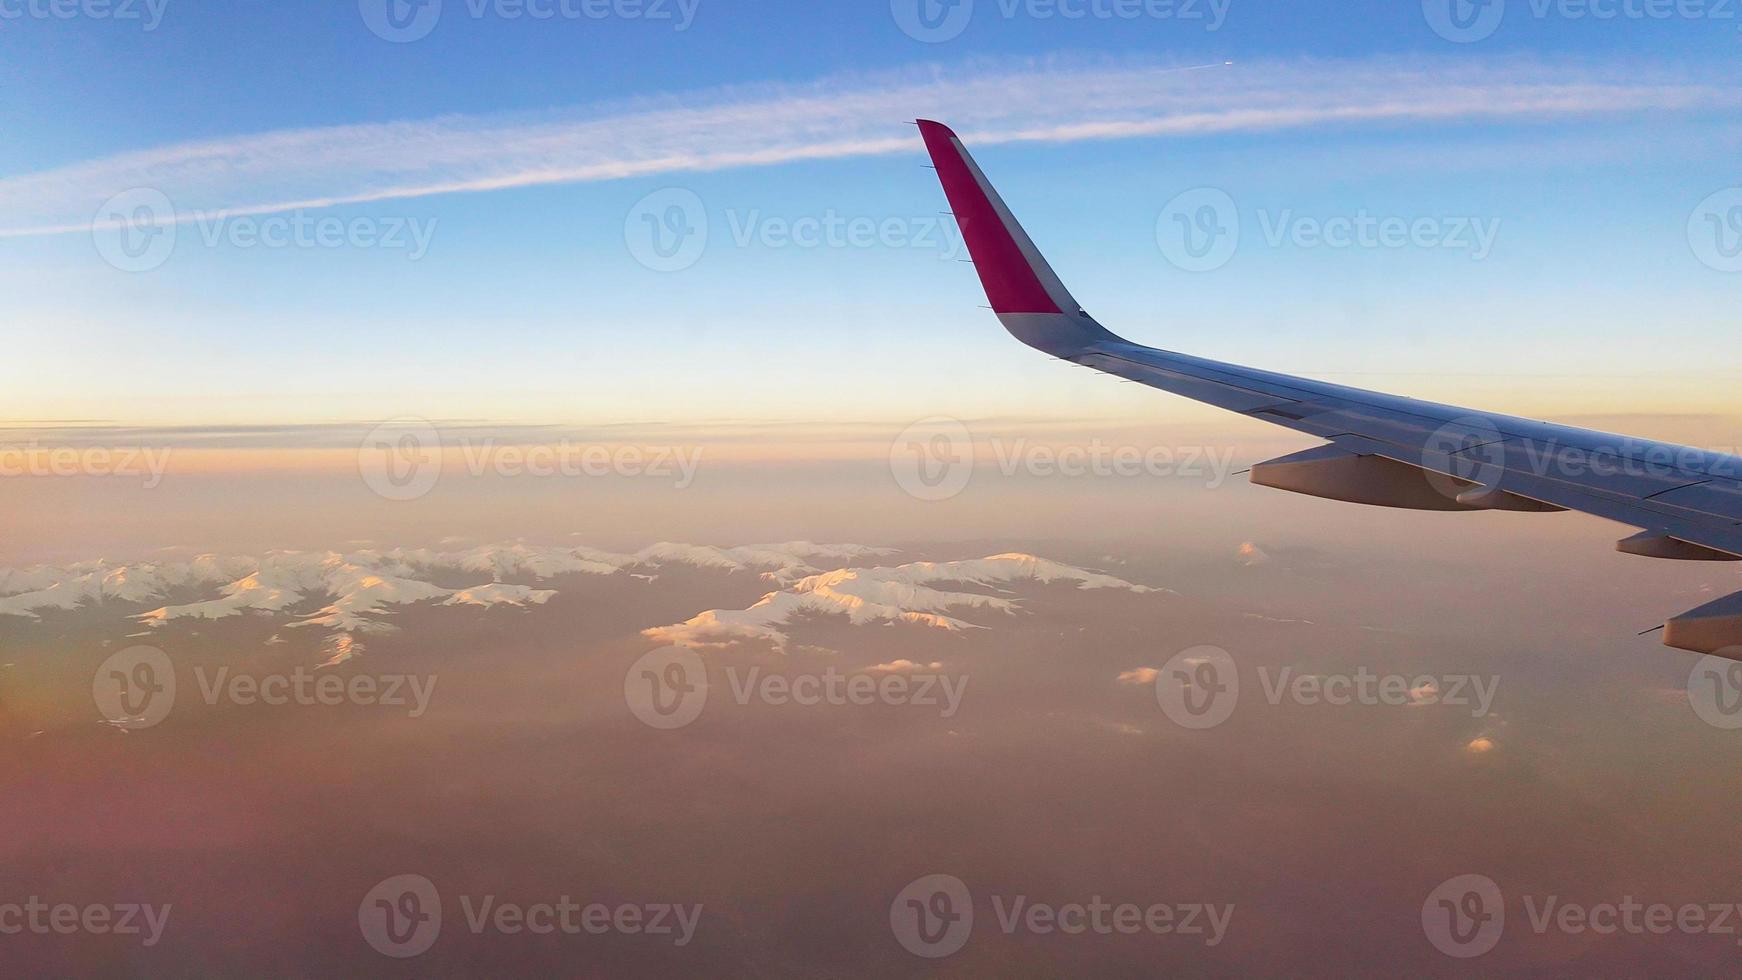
[647,553,1161,650]
[0,542,1157,661]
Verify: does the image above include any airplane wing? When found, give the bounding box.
[917,118,1742,659]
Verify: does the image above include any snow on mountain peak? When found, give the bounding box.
[646,553,1159,651]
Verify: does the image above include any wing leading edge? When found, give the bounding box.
[917,118,1742,659]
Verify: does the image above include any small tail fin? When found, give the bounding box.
[917,119,1119,356]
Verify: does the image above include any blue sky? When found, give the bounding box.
[5,0,1742,426]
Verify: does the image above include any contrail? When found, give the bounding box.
[2,55,1733,238]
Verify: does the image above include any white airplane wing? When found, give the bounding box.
[918,118,1742,659]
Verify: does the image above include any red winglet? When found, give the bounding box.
[917,119,1065,315]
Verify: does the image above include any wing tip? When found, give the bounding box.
[914,118,957,139]
[916,116,1085,319]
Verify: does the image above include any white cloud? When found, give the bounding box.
[4,56,1732,237]
[1116,667,1160,685]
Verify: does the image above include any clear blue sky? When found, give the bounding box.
[5,0,1741,425]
